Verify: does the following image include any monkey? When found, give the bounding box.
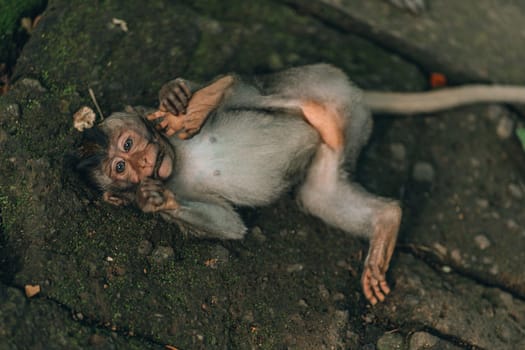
[76,63,525,305]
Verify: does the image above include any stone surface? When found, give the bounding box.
[1,0,525,348]
[375,254,525,349]
[284,0,525,84]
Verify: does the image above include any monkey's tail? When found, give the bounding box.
[362,85,525,115]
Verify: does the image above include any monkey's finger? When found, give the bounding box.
[140,182,162,192]
[361,269,378,305]
[141,189,164,206]
[165,128,176,137]
[372,281,386,303]
[176,79,192,100]
[147,110,165,121]
[379,280,391,296]
[178,132,190,139]
[163,93,185,115]
[158,119,170,130]
[172,84,189,108]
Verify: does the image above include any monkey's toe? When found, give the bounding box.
[361,267,390,305]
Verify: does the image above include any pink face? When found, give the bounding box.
[104,127,173,184]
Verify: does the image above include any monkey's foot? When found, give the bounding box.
[361,263,391,305]
[361,203,401,304]
[136,178,179,213]
[300,101,344,151]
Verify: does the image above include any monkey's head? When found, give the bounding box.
[76,110,175,206]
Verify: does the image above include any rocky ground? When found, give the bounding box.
[1,0,524,349]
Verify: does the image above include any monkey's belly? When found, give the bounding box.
[173,116,318,206]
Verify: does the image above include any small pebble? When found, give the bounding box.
[19,78,47,92]
[3,103,20,118]
[476,198,489,209]
[508,183,523,200]
[450,249,461,263]
[412,162,435,182]
[433,242,447,256]
[332,292,345,302]
[0,128,8,145]
[390,142,407,161]
[298,299,308,307]
[496,324,513,342]
[486,104,505,121]
[506,219,519,230]
[474,234,491,250]
[470,157,481,167]
[377,332,404,350]
[409,331,439,349]
[150,245,175,264]
[211,244,230,264]
[318,284,330,300]
[137,240,153,255]
[251,226,267,242]
[496,115,514,139]
[286,263,304,273]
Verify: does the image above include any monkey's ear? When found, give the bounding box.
[102,191,130,206]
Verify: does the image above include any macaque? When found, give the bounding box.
[76,63,525,304]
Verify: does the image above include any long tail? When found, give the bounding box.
[362,85,525,115]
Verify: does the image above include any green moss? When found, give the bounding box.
[0,0,47,64]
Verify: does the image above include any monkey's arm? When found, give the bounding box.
[148,75,234,139]
[161,199,246,240]
[136,179,246,240]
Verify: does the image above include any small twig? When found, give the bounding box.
[88,87,105,120]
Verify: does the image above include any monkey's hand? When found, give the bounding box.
[148,75,234,139]
[147,78,193,137]
[136,178,179,213]
[159,78,192,116]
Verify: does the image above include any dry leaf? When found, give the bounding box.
[25,284,41,298]
[73,106,96,131]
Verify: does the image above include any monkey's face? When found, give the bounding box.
[102,116,173,185]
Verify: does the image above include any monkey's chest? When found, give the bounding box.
[174,141,287,206]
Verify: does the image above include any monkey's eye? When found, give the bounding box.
[115,160,126,174]
[123,138,133,152]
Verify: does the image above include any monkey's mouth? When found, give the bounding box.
[153,148,163,178]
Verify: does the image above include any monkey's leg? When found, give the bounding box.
[253,64,361,151]
[239,95,344,150]
[297,145,401,304]
[297,100,344,151]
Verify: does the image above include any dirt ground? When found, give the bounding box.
[1,0,524,349]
